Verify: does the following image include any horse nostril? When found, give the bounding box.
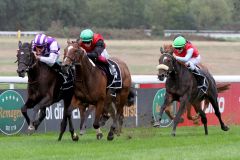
[158,74,164,81]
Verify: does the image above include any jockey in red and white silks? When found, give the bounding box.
[173,36,200,71]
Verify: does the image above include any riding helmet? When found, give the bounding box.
[172,36,186,48]
[80,29,94,42]
[34,33,47,47]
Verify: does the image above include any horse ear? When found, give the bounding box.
[18,41,22,48]
[160,47,164,54]
[67,39,70,44]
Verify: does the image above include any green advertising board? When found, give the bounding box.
[0,90,25,135]
[152,88,176,127]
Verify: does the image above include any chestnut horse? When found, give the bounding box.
[62,41,134,140]
[155,46,229,136]
[16,41,78,141]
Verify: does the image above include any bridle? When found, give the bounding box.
[64,45,83,66]
[16,47,36,71]
[157,53,176,79]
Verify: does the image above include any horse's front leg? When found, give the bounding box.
[153,93,173,127]
[93,100,105,130]
[21,98,39,132]
[107,102,118,141]
[172,95,189,136]
[32,96,53,130]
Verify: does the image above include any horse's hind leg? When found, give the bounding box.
[79,105,94,135]
[58,108,68,141]
[66,106,78,141]
[32,108,46,130]
[58,97,78,141]
[193,103,208,135]
[208,96,229,131]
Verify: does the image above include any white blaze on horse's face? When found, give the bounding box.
[163,57,168,63]
[63,46,74,63]
[156,55,169,71]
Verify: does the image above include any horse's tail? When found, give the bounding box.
[126,89,135,106]
[216,83,231,93]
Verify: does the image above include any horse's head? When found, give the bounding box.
[156,46,175,81]
[16,41,34,78]
[62,40,84,73]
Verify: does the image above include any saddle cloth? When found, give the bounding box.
[91,58,122,89]
[59,67,74,91]
[107,59,122,89]
[192,66,209,97]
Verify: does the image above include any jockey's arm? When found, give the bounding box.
[175,48,193,62]
[39,53,58,66]
[39,41,60,67]
[87,40,105,60]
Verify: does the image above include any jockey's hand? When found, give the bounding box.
[173,54,177,59]
[33,52,40,60]
[80,47,87,54]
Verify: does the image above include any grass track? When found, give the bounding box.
[0,126,240,160]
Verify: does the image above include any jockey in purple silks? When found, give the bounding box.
[32,33,61,68]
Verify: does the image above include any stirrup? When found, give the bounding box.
[109,88,116,97]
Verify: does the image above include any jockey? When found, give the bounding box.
[172,36,200,72]
[32,33,61,69]
[172,36,207,94]
[79,29,117,77]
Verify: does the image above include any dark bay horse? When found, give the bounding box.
[153,44,230,125]
[155,48,229,136]
[62,41,134,140]
[16,41,78,141]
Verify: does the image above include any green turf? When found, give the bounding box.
[0,126,239,160]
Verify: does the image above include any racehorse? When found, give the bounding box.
[62,40,134,140]
[155,46,229,136]
[16,41,78,141]
[153,44,230,125]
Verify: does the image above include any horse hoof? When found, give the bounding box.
[222,125,229,131]
[80,130,86,135]
[28,125,35,131]
[171,133,176,137]
[107,132,114,141]
[153,121,160,127]
[27,126,35,135]
[96,133,103,140]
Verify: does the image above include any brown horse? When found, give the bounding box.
[16,41,78,141]
[154,44,230,125]
[155,47,229,136]
[62,41,134,140]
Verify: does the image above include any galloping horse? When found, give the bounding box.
[16,41,78,141]
[62,41,134,140]
[153,44,230,125]
[156,47,229,136]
